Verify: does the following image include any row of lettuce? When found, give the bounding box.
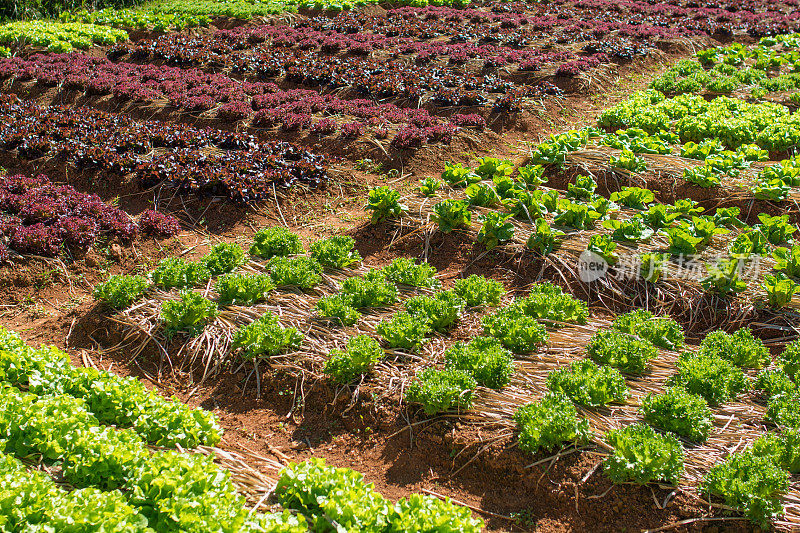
[367,156,799,302]
[3,0,469,45]
[91,227,588,413]
[0,326,483,532]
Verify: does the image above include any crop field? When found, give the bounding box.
[1,0,800,531]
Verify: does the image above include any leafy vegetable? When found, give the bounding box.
[202,242,245,275]
[417,178,441,197]
[432,199,472,233]
[610,187,654,209]
[444,336,514,389]
[376,312,431,351]
[587,329,658,374]
[701,258,747,295]
[231,313,303,360]
[366,186,408,223]
[763,273,799,308]
[699,328,770,369]
[526,218,564,256]
[604,424,684,485]
[93,275,149,309]
[405,368,477,415]
[755,368,796,398]
[639,252,667,283]
[668,352,749,406]
[452,274,504,307]
[702,450,789,528]
[214,273,274,305]
[778,340,800,380]
[250,227,303,259]
[341,270,398,308]
[324,335,384,384]
[602,217,653,242]
[477,212,514,250]
[587,234,619,266]
[751,428,800,474]
[482,306,548,353]
[404,291,465,333]
[514,393,591,454]
[267,256,323,288]
[161,291,218,336]
[641,387,713,442]
[476,157,514,180]
[309,235,361,269]
[381,258,440,290]
[151,257,210,289]
[773,246,800,278]
[529,282,588,322]
[611,309,685,350]
[465,183,501,207]
[756,213,796,245]
[315,294,360,326]
[440,163,478,187]
[546,360,628,407]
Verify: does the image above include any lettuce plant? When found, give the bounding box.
[587,234,619,266]
[610,187,654,209]
[231,313,303,360]
[381,258,440,290]
[699,328,769,369]
[315,294,360,326]
[516,282,588,324]
[161,291,218,336]
[267,256,323,288]
[404,368,476,415]
[604,424,684,485]
[341,270,398,308]
[756,213,796,245]
[309,236,361,269]
[452,274,504,307]
[366,186,409,224]
[482,306,548,353]
[324,335,384,384]
[641,387,713,442]
[93,275,149,309]
[477,212,514,250]
[526,218,564,256]
[763,273,798,308]
[444,336,514,389]
[514,393,591,454]
[702,450,789,528]
[668,352,749,406]
[778,340,800,380]
[755,368,796,399]
[546,360,628,407]
[376,312,431,351]
[202,242,244,275]
[151,257,210,289]
[611,309,685,350]
[417,178,441,197]
[587,329,658,374]
[752,428,800,474]
[404,291,465,333]
[249,227,303,259]
[639,252,667,283]
[440,163,479,187]
[432,199,471,233]
[214,273,274,305]
[465,183,500,207]
[773,246,800,277]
